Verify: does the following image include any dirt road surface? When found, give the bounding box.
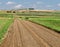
[0,19,60,47]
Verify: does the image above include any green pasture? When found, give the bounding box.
[17,12,60,32]
[29,16,60,32]
[0,14,13,43]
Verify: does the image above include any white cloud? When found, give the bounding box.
[14,4,22,8]
[46,5,52,7]
[57,3,60,6]
[6,1,15,5]
[36,1,43,4]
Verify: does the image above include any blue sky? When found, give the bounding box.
[0,0,60,10]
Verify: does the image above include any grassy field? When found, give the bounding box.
[0,14,13,18]
[0,11,60,43]
[0,14,13,43]
[29,16,60,32]
[17,12,60,32]
[17,11,60,16]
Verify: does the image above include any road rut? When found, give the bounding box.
[0,19,60,47]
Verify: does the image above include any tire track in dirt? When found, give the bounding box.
[21,20,60,47]
[0,23,14,47]
[27,21,60,37]
[17,19,44,47]
[0,19,23,47]
[0,19,60,47]
[19,20,51,47]
[9,19,22,47]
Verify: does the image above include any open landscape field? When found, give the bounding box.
[29,15,60,32]
[17,12,60,32]
[0,14,13,43]
[0,0,60,47]
[0,18,60,47]
[0,11,60,47]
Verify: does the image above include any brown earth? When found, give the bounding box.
[0,19,60,47]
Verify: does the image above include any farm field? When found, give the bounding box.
[0,14,13,43]
[0,19,60,47]
[29,15,60,32]
[0,0,60,47]
[0,12,60,47]
[17,12,60,32]
[0,14,13,18]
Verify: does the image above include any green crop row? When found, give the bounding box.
[0,19,13,43]
[0,14,13,18]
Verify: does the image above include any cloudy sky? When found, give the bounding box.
[0,0,60,10]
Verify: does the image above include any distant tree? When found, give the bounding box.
[13,11,16,13]
[7,11,11,13]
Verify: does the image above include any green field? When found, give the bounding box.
[0,11,60,43]
[0,14,13,18]
[29,16,60,32]
[0,14,13,43]
[17,12,60,32]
